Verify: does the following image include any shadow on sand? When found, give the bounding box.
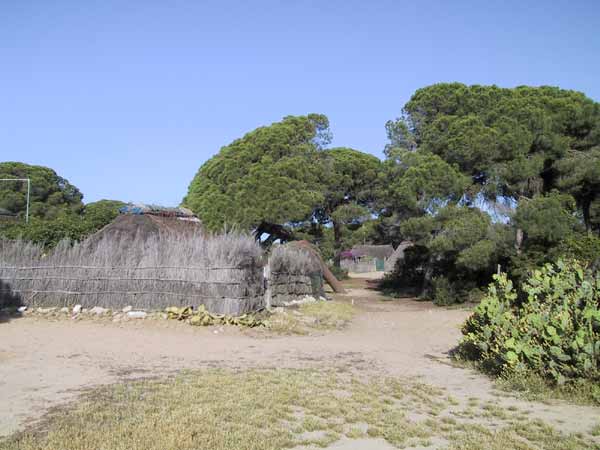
[0,280,24,324]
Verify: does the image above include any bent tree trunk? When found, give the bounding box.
[254,221,295,247]
[295,240,345,294]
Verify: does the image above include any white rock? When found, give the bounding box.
[17,306,28,313]
[122,305,133,313]
[60,307,69,313]
[72,304,82,314]
[90,306,108,315]
[37,307,56,313]
[127,311,147,319]
[282,296,318,307]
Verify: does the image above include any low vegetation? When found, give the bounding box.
[496,371,600,406]
[265,301,356,335]
[165,305,265,327]
[1,368,596,450]
[458,259,600,404]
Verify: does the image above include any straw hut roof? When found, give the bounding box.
[350,244,394,260]
[385,241,414,271]
[87,207,202,244]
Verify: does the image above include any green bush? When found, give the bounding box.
[559,234,600,265]
[458,259,600,386]
[431,276,459,306]
[0,200,124,248]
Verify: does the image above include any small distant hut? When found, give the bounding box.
[384,241,414,272]
[340,244,394,273]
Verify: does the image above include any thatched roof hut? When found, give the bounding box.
[341,244,399,273]
[348,245,394,260]
[384,241,414,272]
[88,204,202,244]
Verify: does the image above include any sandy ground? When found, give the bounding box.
[0,277,598,442]
[347,271,385,279]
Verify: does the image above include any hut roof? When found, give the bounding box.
[350,244,394,259]
[87,213,202,245]
[387,241,414,262]
[119,203,197,218]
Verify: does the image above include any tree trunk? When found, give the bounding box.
[333,220,342,268]
[582,197,592,234]
[254,221,295,247]
[420,255,435,298]
[294,240,345,293]
[515,228,524,254]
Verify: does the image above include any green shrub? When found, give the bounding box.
[559,234,600,265]
[458,259,600,386]
[465,287,486,303]
[431,276,459,306]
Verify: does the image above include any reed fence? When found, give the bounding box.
[0,232,264,315]
[267,245,323,306]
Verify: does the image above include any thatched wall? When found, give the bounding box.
[0,232,264,315]
[267,245,323,307]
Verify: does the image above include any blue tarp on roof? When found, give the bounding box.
[119,203,196,218]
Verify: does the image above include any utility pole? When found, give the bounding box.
[0,178,31,223]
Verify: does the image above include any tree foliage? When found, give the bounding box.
[514,192,578,246]
[183,114,331,232]
[556,147,600,231]
[382,150,469,216]
[396,205,512,301]
[319,147,381,219]
[0,162,83,219]
[381,84,600,304]
[0,199,125,248]
[318,147,382,263]
[389,83,600,200]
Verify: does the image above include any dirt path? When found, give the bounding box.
[0,277,598,440]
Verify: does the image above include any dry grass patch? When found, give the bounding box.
[496,371,600,407]
[265,301,356,335]
[0,368,595,450]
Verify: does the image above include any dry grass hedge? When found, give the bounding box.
[0,231,264,315]
[268,245,324,306]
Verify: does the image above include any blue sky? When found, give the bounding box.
[2,0,599,205]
